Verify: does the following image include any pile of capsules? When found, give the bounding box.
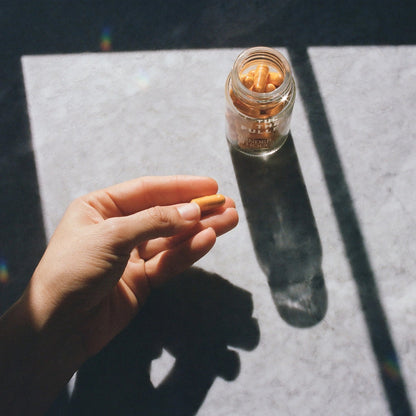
[229,63,286,120]
[239,64,284,93]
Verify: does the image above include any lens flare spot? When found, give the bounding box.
[100,26,112,52]
[135,69,150,90]
[0,258,9,284]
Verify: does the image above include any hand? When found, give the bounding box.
[29,175,238,357]
[0,175,238,415]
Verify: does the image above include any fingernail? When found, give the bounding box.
[177,202,200,221]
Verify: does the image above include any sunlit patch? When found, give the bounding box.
[382,355,401,381]
[100,26,112,52]
[0,258,9,284]
[150,348,176,388]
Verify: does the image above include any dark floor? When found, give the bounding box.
[0,1,415,415]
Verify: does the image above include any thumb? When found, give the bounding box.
[102,203,201,251]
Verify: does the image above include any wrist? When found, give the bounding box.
[0,290,86,415]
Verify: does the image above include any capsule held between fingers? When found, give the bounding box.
[191,194,226,213]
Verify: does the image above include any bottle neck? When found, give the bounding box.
[230,47,295,108]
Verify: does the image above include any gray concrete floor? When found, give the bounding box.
[1,1,415,415]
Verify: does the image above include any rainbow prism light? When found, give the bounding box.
[382,355,401,381]
[100,26,112,52]
[0,258,9,284]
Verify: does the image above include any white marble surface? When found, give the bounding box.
[22,47,416,415]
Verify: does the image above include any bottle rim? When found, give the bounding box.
[231,46,295,106]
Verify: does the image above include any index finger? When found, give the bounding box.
[93,175,219,216]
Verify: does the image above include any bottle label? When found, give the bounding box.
[226,110,291,152]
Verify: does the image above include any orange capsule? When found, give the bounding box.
[266,102,284,117]
[252,64,269,92]
[267,71,284,87]
[191,194,226,213]
[265,83,276,92]
[241,74,254,89]
[230,89,261,117]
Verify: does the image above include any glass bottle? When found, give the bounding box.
[225,46,296,156]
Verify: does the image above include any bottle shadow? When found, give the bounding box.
[230,134,327,327]
[67,267,260,416]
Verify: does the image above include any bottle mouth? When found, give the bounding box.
[231,46,293,105]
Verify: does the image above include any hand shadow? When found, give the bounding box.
[230,133,327,327]
[68,267,260,416]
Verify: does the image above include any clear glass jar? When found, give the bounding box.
[225,47,296,156]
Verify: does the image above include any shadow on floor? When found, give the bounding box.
[288,46,413,416]
[66,267,259,416]
[0,57,47,314]
[230,135,327,328]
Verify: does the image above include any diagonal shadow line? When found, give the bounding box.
[288,46,413,416]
